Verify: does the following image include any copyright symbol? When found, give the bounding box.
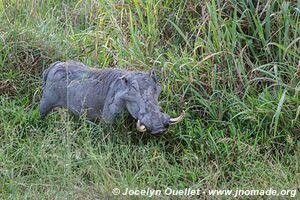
[112,188,120,195]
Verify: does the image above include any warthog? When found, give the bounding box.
[40,61,184,134]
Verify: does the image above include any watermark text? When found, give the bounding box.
[111,187,297,198]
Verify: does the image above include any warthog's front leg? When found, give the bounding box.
[102,92,125,123]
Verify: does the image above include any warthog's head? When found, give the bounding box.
[119,70,184,135]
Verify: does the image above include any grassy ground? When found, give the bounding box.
[0,0,299,199]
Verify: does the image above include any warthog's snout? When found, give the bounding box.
[136,111,185,135]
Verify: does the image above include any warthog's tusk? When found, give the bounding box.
[169,111,185,125]
[136,120,147,132]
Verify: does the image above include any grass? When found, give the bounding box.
[0,0,299,199]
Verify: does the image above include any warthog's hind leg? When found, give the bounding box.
[39,97,55,118]
[39,92,62,118]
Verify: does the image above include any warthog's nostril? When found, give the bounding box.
[151,128,167,135]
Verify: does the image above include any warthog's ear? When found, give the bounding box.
[149,69,157,82]
[119,75,128,84]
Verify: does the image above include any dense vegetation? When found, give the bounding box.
[0,0,299,199]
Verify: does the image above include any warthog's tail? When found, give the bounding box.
[42,61,61,89]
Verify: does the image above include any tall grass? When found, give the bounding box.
[0,0,299,199]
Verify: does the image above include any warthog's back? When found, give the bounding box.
[40,61,125,119]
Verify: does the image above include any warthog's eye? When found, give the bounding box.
[131,84,138,91]
[129,80,140,92]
